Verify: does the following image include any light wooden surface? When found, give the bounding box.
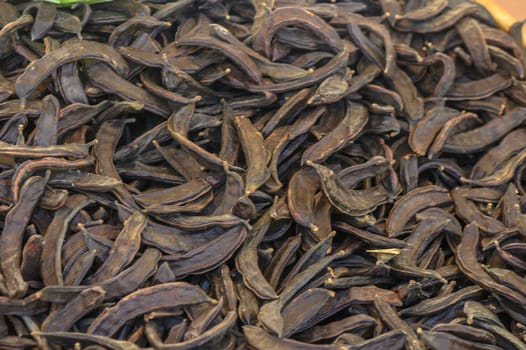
[491,0,526,20]
[474,0,526,46]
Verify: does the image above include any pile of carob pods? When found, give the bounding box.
[2,0,526,349]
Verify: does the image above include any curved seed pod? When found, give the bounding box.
[53,11,82,36]
[0,292,48,315]
[36,332,140,350]
[57,63,89,105]
[483,266,526,298]
[421,331,501,350]
[456,224,526,307]
[87,63,169,117]
[235,273,260,325]
[264,235,301,289]
[374,295,426,350]
[302,102,368,164]
[427,112,481,159]
[343,61,382,97]
[446,74,512,101]
[278,233,334,292]
[85,211,145,284]
[40,195,94,287]
[430,324,496,344]
[451,187,505,234]
[98,247,161,299]
[386,185,451,237]
[456,17,494,75]
[158,213,249,230]
[263,126,290,192]
[400,285,483,316]
[166,225,247,277]
[49,171,121,192]
[243,326,406,350]
[252,7,343,57]
[362,84,404,112]
[109,16,171,47]
[337,156,393,188]
[287,167,320,232]
[443,107,526,154]
[87,282,213,337]
[235,115,270,194]
[0,15,33,57]
[20,234,44,282]
[213,164,244,216]
[11,157,93,204]
[93,117,137,208]
[134,178,211,207]
[386,66,424,121]
[41,286,106,332]
[395,2,479,33]
[0,140,91,159]
[307,70,349,105]
[152,0,193,20]
[167,104,242,172]
[333,221,406,249]
[234,48,350,93]
[63,249,97,286]
[144,310,236,349]
[218,101,239,165]
[235,211,278,300]
[396,0,448,21]
[57,101,112,137]
[16,40,129,101]
[209,23,309,82]
[34,94,59,147]
[1,175,48,297]
[140,70,200,105]
[417,53,456,97]
[25,2,56,41]
[461,148,526,187]
[296,314,377,343]
[308,161,394,217]
[392,218,449,283]
[262,88,311,137]
[489,45,525,79]
[177,36,261,83]
[282,288,334,337]
[258,250,346,337]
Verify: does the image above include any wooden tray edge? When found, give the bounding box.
[474,0,525,46]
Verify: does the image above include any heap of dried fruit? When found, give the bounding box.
[0,0,526,349]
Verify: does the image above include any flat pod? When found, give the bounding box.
[287,167,320,232]
[421,331,501,350]
[394,2,479,33]
[302,102,368,164]
[87,282,213,337]
[84,211,145,284]
[243,326,406,350]
[308,161,394,217]
[24,2,56,41]
[235,115,270,194]
[177,36,262,83]
[235,212,278,300]
[16,40,128,100]
[1,175,48,297]
[166,225,247,277]
[386,185,451,237]
[443,107,526,153]
[252,7,343,58]
[87,63,169,117]
[36,332,140,350]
